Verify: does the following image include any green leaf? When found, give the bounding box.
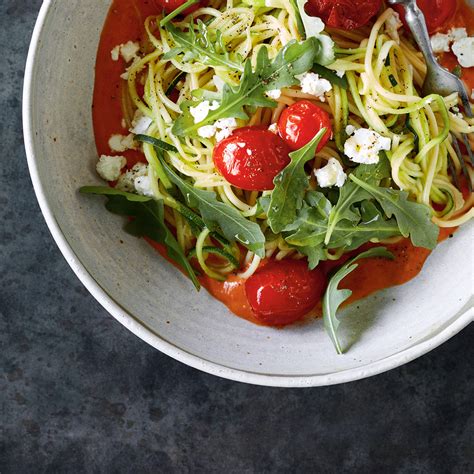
[295,0,335,65]
[164,21,244,72]
[284,193,400,257]
[268,128,327,233]
[325,158,390,244]
[323,247,394,354]
[79,186,200,290]
[172,38,318,137]
[349,175,439,249]
[157,156,266,257]
[159,0,199,26]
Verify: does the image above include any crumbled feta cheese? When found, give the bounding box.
[452,37,474,68]
[430,33,450,53]
[197,125,217,138]
[213,76,226,93]
[134,176,154,197]
[120,70,129,81]
[448,27,468,42]
[96,155,127,182]
[197,117,237,141]
[111,46,120,62]
[111,41,140,63]
[345,124,356,136]
[130,110,153,135]
[116,163,148,193]
[335,70,345,78]
[215,117,237,130]
[296,72,332,101]
[108,133,136,153]
[266,89,282,100]
[314,158,347,188]
[385,10,402,43]
[215,128,233,142]
[189,100,220,124]
[268,123,278,134]
[344,128,391,164]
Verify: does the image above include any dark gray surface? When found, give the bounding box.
[1,1,473,472]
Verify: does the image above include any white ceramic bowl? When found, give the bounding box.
[23,0,473,387]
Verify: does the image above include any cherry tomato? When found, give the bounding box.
[305,0,382,30]
[153,0,201,15]
[245,259,327,326]
[278,100,333,151]
[393,0,457,35]
[213,127,292,191]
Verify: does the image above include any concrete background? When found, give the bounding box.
[1,1,473,472]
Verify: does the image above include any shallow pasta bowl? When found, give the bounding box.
[23,0,473,387]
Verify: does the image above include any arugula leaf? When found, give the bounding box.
[164,21,244,72]
[157,156,266,257]
[172,38,318,137]
[324,158,390,244]
[323,247,394,354]
[284,193,400,262]
[268,129,326,233]
[349,175,439,249]
[295,0,335,65]
[79,186,200,290]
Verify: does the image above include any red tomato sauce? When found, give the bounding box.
[93,0,464,326]
[438,0,474,93]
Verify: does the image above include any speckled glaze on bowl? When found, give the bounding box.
[23,0,473,387]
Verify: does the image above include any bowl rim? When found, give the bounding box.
[23,0,473,388]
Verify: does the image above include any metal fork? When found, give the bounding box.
[387,0,473,192]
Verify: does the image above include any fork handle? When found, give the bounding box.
[387,0,437,67]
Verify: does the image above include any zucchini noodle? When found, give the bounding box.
[118,2,473,279]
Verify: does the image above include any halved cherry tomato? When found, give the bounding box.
[245,259,327,326]
[213,127,292,191]
[393,0,457,35]
[305,0,382,30]
[153,0,201,15]
[278,100,333,151]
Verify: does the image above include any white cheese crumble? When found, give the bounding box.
[111,41,140,63]
[130,110,153,135]
[335,70,345,78]
[452,37,474,68]
[198,117,238,141]
[268,123,279,134]
[314,158,347,188]
[344,128,391,164]
[430,33,450,53]
[189,100,220,124]
[108,133,136,153]
[448,27,468,42]
[96,155,127,182]
[266,89,282,100]
[296,72,332,101]
[134,176,154,197]
[345,124,356,136]
[116,163,148,193]
[197,125,217,138]
[385,10,403,43]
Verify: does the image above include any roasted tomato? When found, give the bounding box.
[245,259,327,326]
[213,127,292,191]
[305,0,382,30]
[278,100,333,151]
[394,0,457,35]
[153,0,201,15]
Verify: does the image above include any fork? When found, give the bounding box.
[387,0,473,192]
